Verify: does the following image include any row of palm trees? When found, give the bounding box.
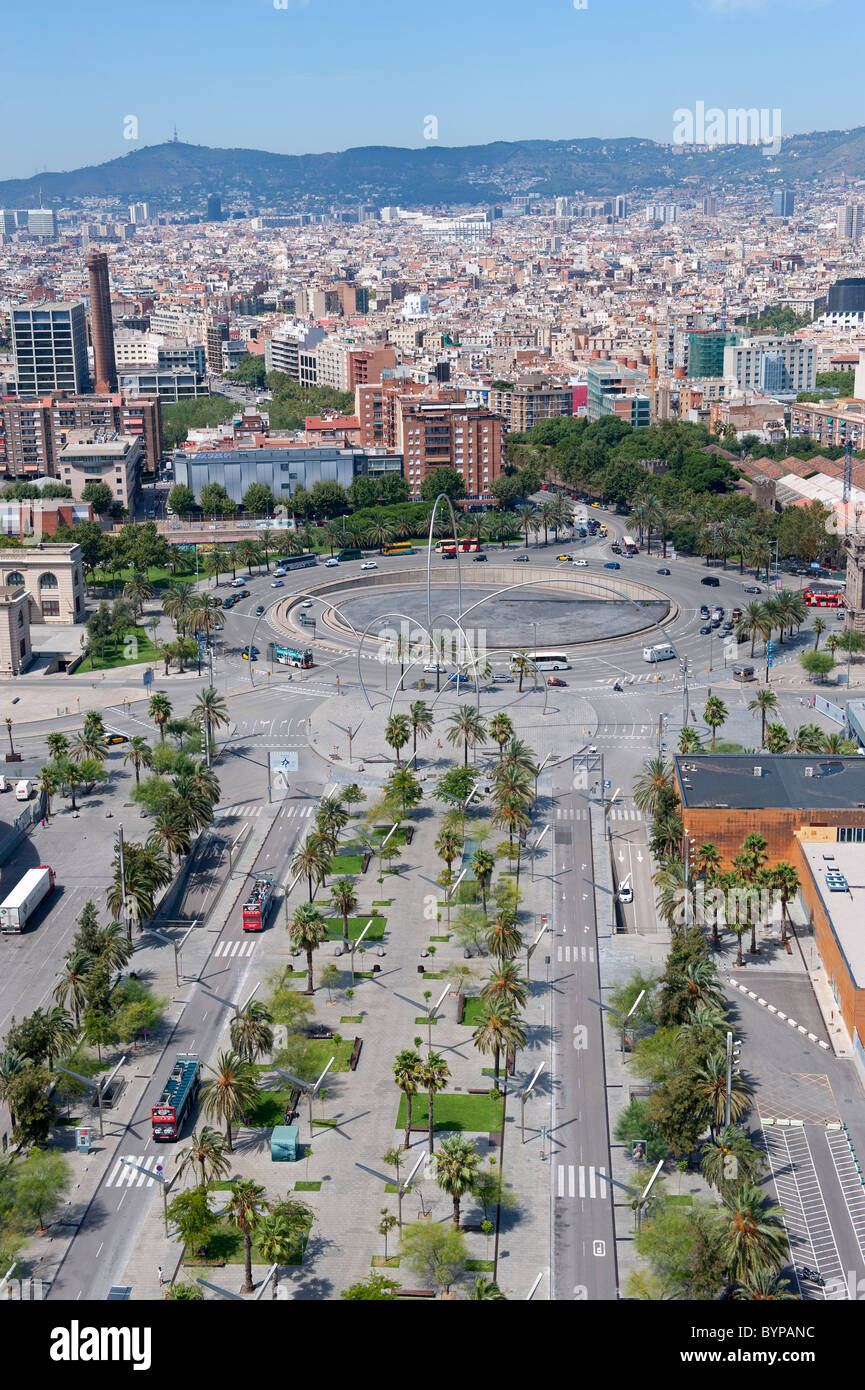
[735,592,808,657]
[674,692,858,756]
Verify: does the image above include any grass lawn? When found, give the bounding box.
[295,1181,321,1191]
[312,1118,338,1128]
[465,1259,494,1272]
[330,854,364,874]
[666,1195,694,1206]
[429,935,451,943]
[77,626,160,672]
[418,971,444,980]
[325,915,386,941]
[396,1092,503,1134]
[340,1014,363,1023]
[91,560,198,590]
[372,899,392,907]
[372,1256,400,1267]
[192,1217,308,1266]
[370,825,411,845]
[460,996,486,1026]
[415,1016,438,1026]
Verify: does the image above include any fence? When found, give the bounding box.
[0,795,45,867]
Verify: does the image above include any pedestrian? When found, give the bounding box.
[40,818,46,828]
[157,1265,164,1289]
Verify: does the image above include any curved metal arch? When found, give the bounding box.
[247,587,369,700]
[356,609,436,714]
[426,493,464,632]
[424,608,483,713]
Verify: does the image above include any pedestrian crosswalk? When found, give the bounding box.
[217,803,315,820]
[555,807,589,821]
[557,944,595,964]
[609,807,644,821]
[105,1154,163,1190]
[213,939,256,960]
[556,1163,608,1199]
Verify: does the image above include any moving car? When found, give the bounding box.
[472,554,488,562]
[300,600,313,609]
[231,577,245,587]
[547,676,567,687]
[325,558,339,567]
[271,580,283,588]
[619,884,634,904]
[423,663,448,673]
[556,554,571,562]
[604,561,621,569]
[657,567,671,575]
[572,557,588,566]
[255,604,265,615]
[701,576,720,587]
[447,672,472,685]
[711,607,724,620]
[513,554,530,562]
[700,624,712,635]
[610,543,622,554]
[103,733,127,746]
[700,605,710,619]
[241,651,257,661]
[743,585,762,594]
[732,607,743,621]
[360,560,378,570]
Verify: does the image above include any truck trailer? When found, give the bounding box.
[0,864,55,932]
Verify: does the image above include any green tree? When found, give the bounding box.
[633,756,674,816]
[420,469,465,503]
[14,1148,71,1231]
[287,903,329,994]
[177,1126,231,1191]
[199,1051,260,1153]
[81,480,114,515]
[472,999,526,1090]
[167,484,195,517]
[384,714,411,764]
[393,1049,423,1150]
[747,688,778,747]
[230,1001,275,1063]
[418,1051,451,1155]
[408,700,433,759]
[470,848,496,915]
[330,876,357,948]
[700,1126,766,1194]
[446,705,486,767]
[242,483,274,516]
[434,1134,481,1225]
[720,1184,789,1283]
[731,1269,799,1300]
[256,1199,311,1298]
[291,835,331,902]
[167,1186,219,1255]
[148,692,173,742]
[226,1178,267,1295]
[703,696,728,749]
[799,650,834,683]
[399,1219,468,1294]
[468,1276,507,1300]
[7,1066,56,1147]
[340,1273,400,1300]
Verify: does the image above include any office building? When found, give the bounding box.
[12,302,90,395]
[128,202,151,225]
[86,251,118,393]
[615,195,629,218]
[701,195,718,216]
[586,361,651,427]
[206,194,223,222]
[723,335,816,397]
[27,209,57,238]
[827,278,865,317]
[836,203,865,242]
[57,430,143,511]
[172,444,402,505]
[0,392,161,478]
[772,189,794,217]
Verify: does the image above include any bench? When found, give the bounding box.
[349,1037,362,1071]
[308,1029,334,1040]
[396,1289,435,1298]
[456,993,465,1024]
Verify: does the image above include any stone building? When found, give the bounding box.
[0,585,32,674]
[0,543,85,624]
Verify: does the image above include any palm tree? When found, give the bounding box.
[498,737,538,780]
[365,518,396,552]
[257,529,274,571]
[188,594,221,644]
[226,1179,267,1295]
[472,1000,526,1090]
[794,722,824,753]
[177,1125,231,1191]
[123,736,154,787]
[70,727,105,765]
[481,960,528,1012]
[0,1050,26,1127]
[191,686,229,759]
[823,732,857,753]
[393,1049,422,1150]
[291,835,331,902]
[736,602,771,658]
[95,921,133,972]
[731,1270,798,1300]
[765,722,792,754]
[230,1000,275,1062]
[812,616,827,650]
[316,795,349,843]
[772,862,800,946]
[384,714,411,764]
[256,1202,311,1299]
[681,959,725,1011]
[747,688,778,747]
[162,580,194,637]
[703,696,728,749]
[408,700,433,760]
[470,848,496,914]
[434,1134,480,1224]
[419,1051,451,1154]
[148,692,173,742]
[491,794,530,863]
[123,571,154,619]
[633,756,673,816]
[42,1005,76,1071]
[468,1276,507,1300]
[330,876,358,948]
[200,1051,259,1153]
[695,841,722,879]
[46,731,68,761]
[288,903,330,993]
[697,1052,754,1138]
[489,713,515,759]
[38,764,59,819]
[236,539,261,576]
[435,826,464,876]
[148,806,191,868]
[700,1125,765,1193]
[720,1184,790,1283]
[511,651,532,692]
[678,726,702,754]
[446,706,486,767]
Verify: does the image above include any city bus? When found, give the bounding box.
[278,553,317,572]
[434,538,481,553]
[382,541,416,556]
[242,875,275,931]
[803,588,846,608]
[513,650,571,672]
[336,547,363,562]
[274,644,314,668]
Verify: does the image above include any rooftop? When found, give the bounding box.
[800,842,865,987]
[674,753,865,811]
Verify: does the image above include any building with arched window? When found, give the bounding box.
[0,585,32,674]
[0,544,84,623]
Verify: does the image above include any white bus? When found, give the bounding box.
[513,650,571,672]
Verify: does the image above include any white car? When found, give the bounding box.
[423,663,448,673]
[231,578,245,588]
[571,557,588,566]
[271,580,284,588]
[619,885,634,904]
[360,560,378,570]
[325,558,339,567]
[300,600,313,609]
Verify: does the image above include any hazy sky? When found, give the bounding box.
[1,0,861,179]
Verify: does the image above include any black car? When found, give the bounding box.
[700,605,710,618]
[255,604,265,615]
[700,624,712,635]
[701,576,720,587]
[657,567,671,575]
[473,554,488,562]
[513,554,530,562]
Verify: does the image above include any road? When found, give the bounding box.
[550,765,618,1300]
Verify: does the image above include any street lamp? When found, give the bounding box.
[349,921,372,987]
[525,922,548,981]
[120,1153,180,1234]
[529,823,551,882]
[519,1061,545,1144]
[355,1150,425,1229]
[141,921,197,987]
[272,1058,335,1139]
[445,866,467,926]
[588,991,645,1057]
[426,983,450,1051]
[55,1055,126,1140]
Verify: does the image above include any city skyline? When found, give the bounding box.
[2,0,863,181]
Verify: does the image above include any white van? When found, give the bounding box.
[0,776,7,792]
[15,779,33,800]
[643,643,676,663]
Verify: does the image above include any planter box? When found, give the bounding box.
[349,1037,363,1071]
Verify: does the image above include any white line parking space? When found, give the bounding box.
[762,1126,848,1299]
[826,1130,865,1264]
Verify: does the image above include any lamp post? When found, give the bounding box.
[534,752,554,802]
[445,866,467,927]
[273,1058,335,1139]
[349,921,371,987]
[56,1055,126,1140]
[355,1151,425,1230]
[120,1153,179,1234]
[529,823,551,882]
[426,983,449,1051]
[115,824,129,942]
[525,922,548,981]
[520,1061,545,1144]
[142,922,197,988]
[588,990,645,1057]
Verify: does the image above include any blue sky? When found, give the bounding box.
[1,0,862,178]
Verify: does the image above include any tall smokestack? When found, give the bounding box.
[86,250,118,393]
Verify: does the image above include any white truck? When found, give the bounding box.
[0,864,55,932]
[643,642,676,663]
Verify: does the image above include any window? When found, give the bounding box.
[41,599,60,617]
[39,572,58,589]
[6,571,25,587]
[839,826,865,843]
[20,638,26,658]
[17,610,23,627]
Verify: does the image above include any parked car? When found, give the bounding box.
[513,554,530,562]
[604,561,621,569]
[700,605,710,618]
[360,560,378,570]
[423,663,448,673]
[447,672,472,685]
[547,677,567,687]
[711,607,724,620]
[492,672,515,682]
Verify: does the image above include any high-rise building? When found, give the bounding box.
[11,302,90,395]
[723,336,817,396]
[128,202,151,225]
[701,195,718,216]
[396,400,504,499]
[688,330,739,379]
[205,315,229,373]
[86,251,118,393]
[615,195,629,218]
[586,361,651,427]
[827,279,865,316]
[772,189,794,217]
[488,377,574,431]
[0,392,162,478]
[837,203,865,243]
[27,209,57,238]
[206,194,223,222]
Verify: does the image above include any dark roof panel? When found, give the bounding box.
[674,754,865,811]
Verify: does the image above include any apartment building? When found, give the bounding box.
[791,398,865,450]
[57,431,144,511]
[837,204,865,242]
[723,336,817,397]
[396,401,504,500]
[118,369,209,402]
[586,360,651,427]
[355,378,457,450]
[314,342,397,393]
[487,376,574,431]
[12,302,91,395]
[264,324,326,379]
[0,393,162,478]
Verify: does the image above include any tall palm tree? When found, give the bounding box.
[191,686,229,759]
[747,688,778,747]
[148,692,173,742]
[0,1050,26,1127]
[678,727,702,754]
[703,696,728,750]
[188,594,221,644]
[633,756,674,815]
[38,764,59,819]
[435,826,464,876]
[434,1134,481,1224]
[498,738,538,780]
[393,1049,422,1150]
[123,571,154,619]
[123,736,154,787]
[488,713,515,759]
[257,529,274,571]
[446,706,487,767]
[765,722,792,754]
[148,806,191,869]
[511,651,533,692]
[95,921,134,973]
[697,1052,754,1138]
[736,602,771,658]
[287,903,330,994]
[46,731,68,761]
[794,722,824,753]
[43,1005,76,1071]
[700,1125,765,1193]
[491,793,531,864]
[162,580,195,637]
[772,862,800,946]
[731,1270,798,1301]
[177,1125,231,1191]
[384,714,411,764]
[70,728,106,765]
[720,1184,790,1283]
[330,876,358,948]
[470,848,496,914]
[291,834,332,902]
[200,1051,260,1154]
[230,1001,275,1063]
[418,1052,451,1154]
[408,700,433,760]
[316,795,349,843]
[812,616,827,650]
[481,960,528,1012]
[256,1204,311,1299]
[695,841,722,879]
[472,1000,526,1090]
[365,518,396,553]
[226,1179,267,1295]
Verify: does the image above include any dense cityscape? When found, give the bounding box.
[3,0,865,1359]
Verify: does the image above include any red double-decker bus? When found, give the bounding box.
[803,588,846,608]
[242,875,275,931]
[435,538,481,554]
